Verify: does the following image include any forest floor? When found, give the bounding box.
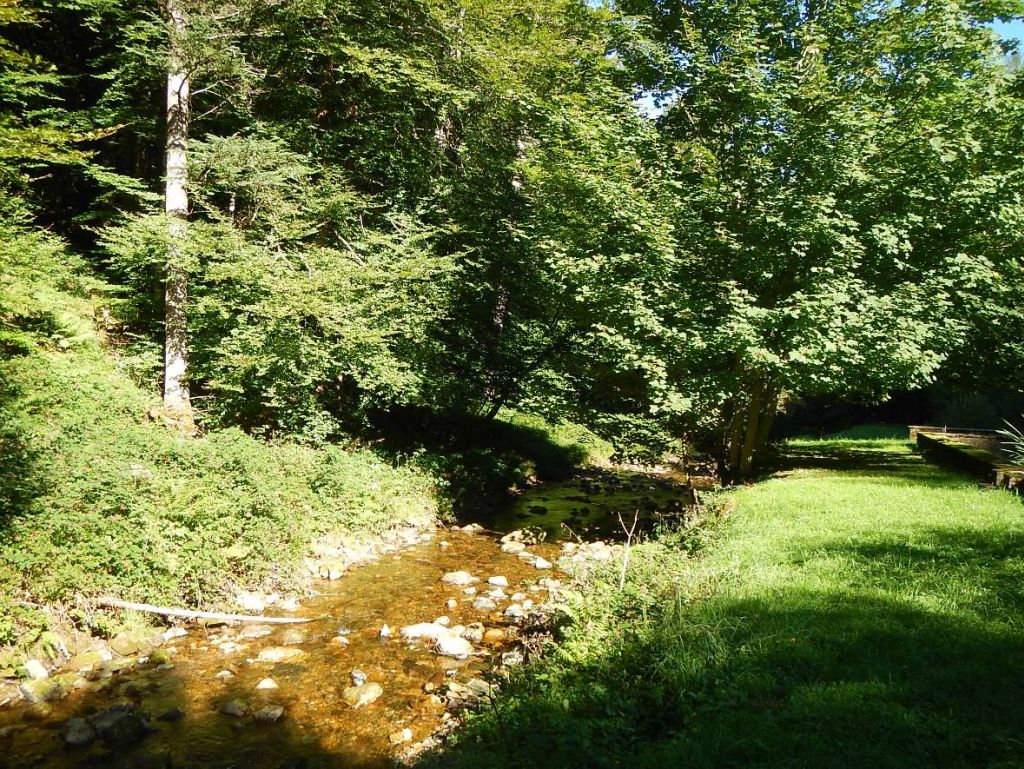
[430,426,1024,769]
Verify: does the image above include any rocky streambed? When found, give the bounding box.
[0,468,694,769]
[0,526,602,769]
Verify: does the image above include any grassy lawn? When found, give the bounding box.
[435,428,1024,769]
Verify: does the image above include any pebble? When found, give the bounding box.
[342,682,383,708]
[281,628,307,645]
[220,699,247,717]
[441,571,478,586]
[463,587,477,595]
[446,598,458,609]
[256,678,278,690]
[215,670,235,681]
[277,597,301,612]
[487,576,509,587]
[379,624,392,639]
[533,557,553,569]
[61,717,95,747]
[500,541,526,554]
[256,647,304,663]
[434,616,451,626]
[238,592,266,613]
[435,635,475,659]
[486,587,507,600]
[504,604,526,619]
[472,598,497,612]
[390,727,413,744]
[399,623,452,641]
[238,624,274,640]
[350,669,368,686]
[332,636,350,647]
[511,592,526,602]
[253,705,285,723]
[161,627,188,642]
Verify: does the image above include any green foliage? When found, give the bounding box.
[0,220,439,642]
[997,415,1024,463]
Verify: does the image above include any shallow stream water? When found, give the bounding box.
[0,469,694,769]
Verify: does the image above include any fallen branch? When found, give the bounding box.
[95,597,311,624]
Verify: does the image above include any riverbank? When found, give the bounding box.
[431,427,1024,768]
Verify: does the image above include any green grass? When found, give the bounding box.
[432,433,1024,769]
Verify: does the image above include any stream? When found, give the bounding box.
[0,468,694,769]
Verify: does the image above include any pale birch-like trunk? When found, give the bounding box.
[163,0,191,419]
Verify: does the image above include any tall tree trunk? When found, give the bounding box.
[163,0,191,421]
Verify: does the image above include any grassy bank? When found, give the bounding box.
[434,428,1024,768]
[0,228,441,649]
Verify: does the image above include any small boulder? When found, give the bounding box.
[254,705,285,723]
[399,623,451,641]
[19,678,64,704]
[280,628,307,645]
[342,682,383,708]
[533,557,553,570]
[256,647,304,664]
[256,678,279,690]
[435,635,474,659]
[220,699,248,717]
[61,717,95,748]
[23,659,48,680]
[238,624,275,640]
[487,576,509,587]
[441,571,478,586]
[500,541,526,554]
[471,598,497,612]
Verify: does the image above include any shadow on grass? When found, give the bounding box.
[418,446,1024,769]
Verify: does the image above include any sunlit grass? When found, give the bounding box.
[437,430,1024,769]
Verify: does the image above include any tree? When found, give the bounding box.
[615,0,1024,476]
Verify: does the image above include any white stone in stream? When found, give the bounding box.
[400,623,452,641]
[238,624,274,640]
[487,576,509,587]
[218,641,245,655]
[463,587,477,595]
[215,670,235,681]
[390,727,413,744]
[501,541,526,554]
[256,647,304,663]
[379,624,392,639]
[441,571,478,586]
[256,678,279,690]
[332,636,350,647]
[460,623,484,643]
[504,604,526,619]
[561,542,578,553]
[440,541,451,548]
[161,627,188,642]
[511,592,526,602]
[532,557,553,570]
[445,599,458,609]
[419,533,433,543]
[472,598,497,612]
[486,587,507,600]
[461,523,485,533]
[342,682,383,708]
[539,578,562,589]
[254,705,285,723]
[221,699,248,717]
[522,599,534,609]
[435,635,475,659]
[434,616,451,627]
[24,660,48,680]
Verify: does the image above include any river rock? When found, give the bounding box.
[482,628,505,644]
[256,646,304,663]
[161,627,188,642]
[238,624,275,640]
[220,698,248,717]
[379,624,392,639]
[485,587,507,600]
[472,597,497,612]
[504,604,526,619]
[501,650,525,666]
[254,705,285,723]
[281,628,307,645]
[400,623,451,641]
[93,706,148,746]
[277,597,301,612]
[390,727,414,744]
[500,541,526,554]
[487,575,509,587]
[460,623,485,643]
[435,635,474,659]
[532,557,553,569]
[110,631,157,657]
[445,598,457,609]
[215,670,235,680]
[441,571,478,586]
[342,682,383,708]
[68,649,111,672]
[350,668,368,686]
[256,677,279,690]
[61,717,95,747]
[23,659,48,680]
[19,678,64,704]
[511,592,526,601]
[434,616,451,626]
